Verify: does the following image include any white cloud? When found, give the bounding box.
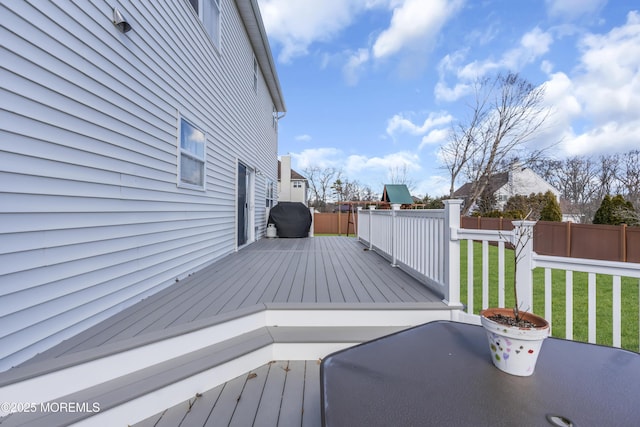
[436,27,553,101]
[545,0,606,21]
[563,121,640,156]
[372,0,463,60]
[434,81,472,102]
[574,12,640,123]
[293,148,344,170]
[414,175,450,198]
[258,0,378,63]
[519,27,554,61]
[345,151,420,174]
[553,11,640,156]
[259,0,463,80]
[290,148,422,191]
[342,48,370,85]
[542,71,581,122]
[419,128,449,148]
[386,111,453,137]
[295,134,312,142]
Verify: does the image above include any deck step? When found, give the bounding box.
[0,325,407,427]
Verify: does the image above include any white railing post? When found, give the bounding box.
[512,220,536,312]
[309,207,314,237]
[356,206,363,240]
[443,199,462,307]
[368,205,375,250]
[391,204,401,267]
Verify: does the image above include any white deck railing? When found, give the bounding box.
[358,201,640,351]
[357,201,461,307]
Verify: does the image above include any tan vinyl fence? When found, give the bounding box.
[313,212,358,235]
[460,216,640,263]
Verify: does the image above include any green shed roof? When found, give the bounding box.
[381,184,413,204]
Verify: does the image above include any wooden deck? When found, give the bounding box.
[1,236,451,426]
[23,236,443,363]
[133,360,321,427]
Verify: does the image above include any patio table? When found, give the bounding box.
[321,320,640,426]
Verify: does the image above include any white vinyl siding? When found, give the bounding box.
[0,0,280,370]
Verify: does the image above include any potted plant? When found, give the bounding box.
[479,217,550,376]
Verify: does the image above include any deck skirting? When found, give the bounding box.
[0,305,458,426]
[0,237,458,426]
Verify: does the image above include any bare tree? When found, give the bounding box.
[440,72,551,215]
[303,166,341,210]
[387,164,416,191]
[540,156,600,223]
[357,184,377,201]
[332,178,377,202]
[598,154,621,199]
[617,150,640,210]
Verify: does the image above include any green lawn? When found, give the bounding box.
[460,240,639,352]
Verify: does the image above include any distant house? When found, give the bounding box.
[0,0,285,370]
[454,164,560,212]
[381,184,414,205]
[278,155,308,205]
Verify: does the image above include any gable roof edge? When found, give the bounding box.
[236,0,286,112]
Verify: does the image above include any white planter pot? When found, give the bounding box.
[480,308,550,377]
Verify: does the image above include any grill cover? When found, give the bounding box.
[267,202,312,238]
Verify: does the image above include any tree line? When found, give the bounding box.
[529,150,640,224]
[303,167,377,211]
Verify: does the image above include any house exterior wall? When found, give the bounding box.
[278,155,307,205]
[289,180,308,205]
[0,0,282,370]
[495,167,560,210]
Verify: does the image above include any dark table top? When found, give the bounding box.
[321,321,640,427]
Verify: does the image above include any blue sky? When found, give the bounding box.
[257,0,640,198]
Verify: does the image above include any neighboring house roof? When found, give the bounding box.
[453,165,560,213]
[236,0,286,112]
[381,184,414,204]
[453,172,509,198]
[277,161,307,181]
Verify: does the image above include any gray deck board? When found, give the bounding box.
[302,361,322,427]
[253,361,288,427]
[19,237,442,365]
[279,360,306,426]
[178,386,223,426]
[205,372,247,426]
[4,237,451,427]
[228,364,270,427]
[134,360,322,427]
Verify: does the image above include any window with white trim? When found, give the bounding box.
[179,118,206,189]
[266,179,276,208]
[188,0,220,49]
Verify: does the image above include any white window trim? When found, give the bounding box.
[253,55,258,93]
[189,0,221,51]
[178,116,207,191]
[266,179,276,208]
